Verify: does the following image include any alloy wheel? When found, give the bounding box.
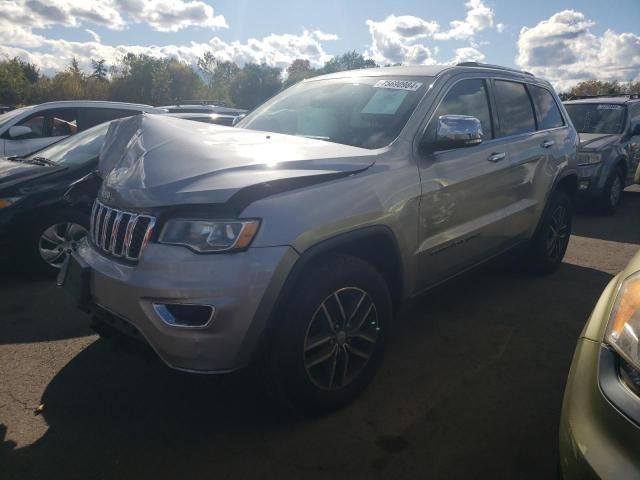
[38,222,88,268]
[303,287,379,390]
[545,205,569,262]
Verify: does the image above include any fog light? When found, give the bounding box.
[153,303,215,328]
[579,180,589,191]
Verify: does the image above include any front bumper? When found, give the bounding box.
[559,339,640,479]
[75,240,298,372]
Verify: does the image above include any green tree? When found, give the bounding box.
[230,63,282,109]
[0,57,30,105]
[197,51,218,89]
[569,80,624,97]
[284,59,317,88]
[91,59,108,80]
[321,51,377,74]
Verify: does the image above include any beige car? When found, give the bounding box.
[560,249,640,478]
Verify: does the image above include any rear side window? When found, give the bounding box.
[494,80,536,137]
[430,78,494,140]
[529,85,563,130]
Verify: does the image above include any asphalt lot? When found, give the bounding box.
[1,187,639,480]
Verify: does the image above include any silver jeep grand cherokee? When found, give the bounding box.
[62,63,578,412]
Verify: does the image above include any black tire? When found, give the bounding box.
[521,190,573,275]
[600,166,625,214]
[268,254,391,415]
[23,209,89,275]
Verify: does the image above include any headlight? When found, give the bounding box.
[577,152,602,166]
[158,219,260,253]
[0,196,22,209]
[605,272,640,386]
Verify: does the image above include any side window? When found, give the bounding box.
[48,108,78,137]
[77,108,140,130]
[429,78,493,142]
[15,114,46,139]
[529,85,564,130]
[494,80,536,137]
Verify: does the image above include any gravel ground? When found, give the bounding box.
[1,186,639,480]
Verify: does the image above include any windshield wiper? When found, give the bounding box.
[23,156,57,166]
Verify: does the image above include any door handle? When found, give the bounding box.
[488,152,506,162]
[542,140,555,148]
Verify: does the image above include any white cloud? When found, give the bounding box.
[453,46,485,63]
[364,3,495,66]
[85,29,101,43]
[496,23,505,33]
[114,0,228,32]
[310,30,339,41]
[0,0,227,33]
[365,15,440,65]
[434,0,494,41]
[0,0,127,30]
[516,10,640,90]
[0,29,336,75]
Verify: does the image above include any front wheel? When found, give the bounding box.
[600,167,624,214]
[521,190,573,275]
[26,211,89,274]
[268,255,391,415]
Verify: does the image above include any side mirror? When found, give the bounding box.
[8,125,33,139]
[631,123,640,136]
[232,114,246,127]
[435,115,483,150]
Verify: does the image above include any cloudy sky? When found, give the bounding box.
[0,0,639,90]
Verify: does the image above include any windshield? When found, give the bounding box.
[28,122,109,165]
[0,106,34,130]
[565,103,627,134]
[238,76,430,149]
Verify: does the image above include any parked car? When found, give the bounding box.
[61,63,578,413]
[165,112,239,126]
[0,122,110,272]
[0,105,14,114]
[559,249,640,479]
[160,101,247,117]
[563,94,640,213]
[0,100,164,158]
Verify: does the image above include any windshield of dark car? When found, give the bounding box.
[565,103,627,134]
[238,76,430,149]
[28,122,109,165]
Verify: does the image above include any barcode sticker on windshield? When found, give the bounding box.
[597,104,622,110]
[374,80,423,91]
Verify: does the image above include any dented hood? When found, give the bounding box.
[98,114,375,209]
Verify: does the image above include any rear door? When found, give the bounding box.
[491,79,555,239]
[416,76,521,289]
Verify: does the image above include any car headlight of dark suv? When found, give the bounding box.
[605,272,640,399]
[158,219,260,253]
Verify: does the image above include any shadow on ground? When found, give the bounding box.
[573,187,640,245]
[1,259,613,480]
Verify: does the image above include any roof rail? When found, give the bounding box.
[566,93,640,100]
[456,62,534,76]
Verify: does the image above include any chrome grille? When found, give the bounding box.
[90,200,156,261]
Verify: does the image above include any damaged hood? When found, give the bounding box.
[578,133,619,150]
[98,114,376,209]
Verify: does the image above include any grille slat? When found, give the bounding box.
[90,200,155,263]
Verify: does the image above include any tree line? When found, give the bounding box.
[0,51,377,109]
[1,52,638,109]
